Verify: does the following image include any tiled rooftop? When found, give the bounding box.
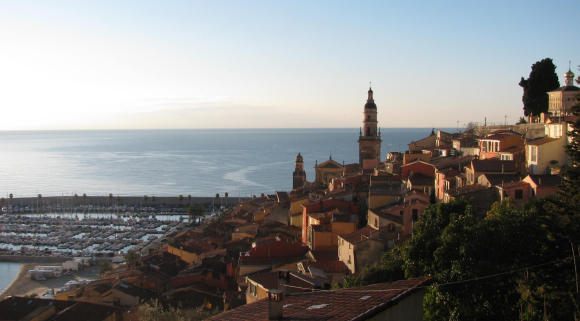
[339,226,379,244]
[471,159,516,173]
[207,277,431,321]
[526,174,562,187]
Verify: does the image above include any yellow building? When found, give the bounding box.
[526,136,567,175]
[314,158,343,186]
[167,244,203,265]
[289,196,309,227]
[337,226,384,274]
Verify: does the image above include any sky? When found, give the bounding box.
[0,1,579,130]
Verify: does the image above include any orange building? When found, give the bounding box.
[301,199,358,245]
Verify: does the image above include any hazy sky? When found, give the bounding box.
[1,1,579,130]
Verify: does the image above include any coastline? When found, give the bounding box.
[0,263,32,298]
[0,262,99,299]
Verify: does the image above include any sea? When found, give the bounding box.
[0,128,447,198]
[0,127,448,291]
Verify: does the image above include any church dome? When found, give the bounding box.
[364,87,377,109]
[565,68,575,87]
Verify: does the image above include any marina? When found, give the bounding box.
[0,213,187,257]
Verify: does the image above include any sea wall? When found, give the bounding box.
[0,195,250,214]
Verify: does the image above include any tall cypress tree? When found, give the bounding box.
[519,58,560,117]
[560,68,580,198]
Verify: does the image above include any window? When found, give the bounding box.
[374,218,378,227]
[348,255,352,264]
[515,189,523,200]
[249,283,257,296]
[530,146,537,162]
[412,209,418,221]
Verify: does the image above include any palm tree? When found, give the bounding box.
[37,194,42,213]
[187,204,204,224]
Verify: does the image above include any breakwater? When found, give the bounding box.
[0,195,248,215]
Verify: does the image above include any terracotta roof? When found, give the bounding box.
[339,226,379,244]
[247,271,320,292]
[448,184,489,196]
[480,131,522,141]
[498,180,529,189]
[431,156,474,170]
[408,173,434,186]
[526,136,561,146]
[239,240,309,265]
[480,174,520,186]
[374,211,403,225]
[500,145,524,154]
[308,260,349,273]
[471,159,516,173]
[207,277,431,321]
[526,174,562,187]
[0,297,121,321]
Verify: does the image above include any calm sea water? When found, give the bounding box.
[0,262,21,294]
[0,128,445,198]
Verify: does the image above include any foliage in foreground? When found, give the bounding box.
[136,300,215,321]
[343,198,579,320]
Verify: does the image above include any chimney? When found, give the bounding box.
[268,289,284,320]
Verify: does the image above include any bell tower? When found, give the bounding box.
[358,87,382,170]
[293,153,306,190]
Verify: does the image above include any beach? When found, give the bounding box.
[0,263,99,299]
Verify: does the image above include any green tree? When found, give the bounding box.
[98,260,112,276]
[397,198,579,320]
[137,299,214,321]
[124,250,140,268]
[519,58,560,117]
[560,75,580,198]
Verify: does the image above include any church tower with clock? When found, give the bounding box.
[358,87,382,170]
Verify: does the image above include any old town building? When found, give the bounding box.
[548,67,579,116]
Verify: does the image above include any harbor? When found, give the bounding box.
[0,212,186,257]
